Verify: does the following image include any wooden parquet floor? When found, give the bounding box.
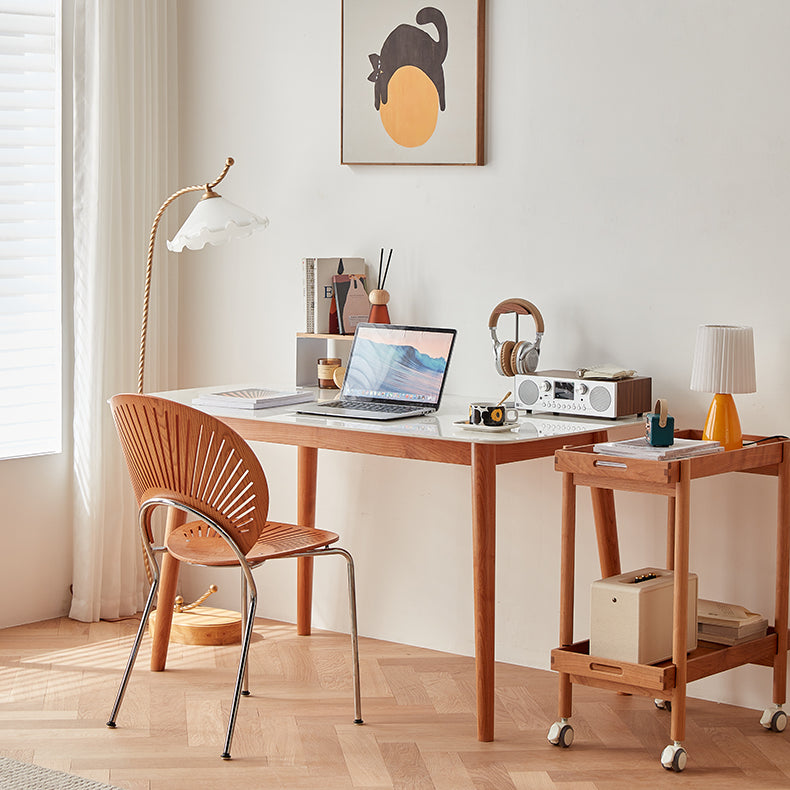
[0,617,789,789]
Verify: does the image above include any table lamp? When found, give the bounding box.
[137,157,267,645]
[689,324,756,450]
[137,156,268,394]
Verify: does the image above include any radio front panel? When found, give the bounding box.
[514,370,652,419]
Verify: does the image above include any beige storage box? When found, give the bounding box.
[590,567,698,664]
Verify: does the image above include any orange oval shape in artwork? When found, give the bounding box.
[379,65,439,148]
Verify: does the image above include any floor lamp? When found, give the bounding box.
[139,157,268,645]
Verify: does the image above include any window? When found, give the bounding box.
[0,0,61,460]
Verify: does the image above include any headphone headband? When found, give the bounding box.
[488,298,545,334]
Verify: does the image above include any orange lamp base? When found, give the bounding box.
[702,393,743,451]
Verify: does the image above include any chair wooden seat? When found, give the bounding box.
[105,394,362,760]
[166,520,340,565]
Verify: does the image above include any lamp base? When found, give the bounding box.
[702,393,743,451]
[149,606,242,646]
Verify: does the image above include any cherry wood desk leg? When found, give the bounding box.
[773,446,790,705]
[666,497,676,571]
[149,507,186,671]
[670,461,691,744]
[297,446,318,636]
[589,430,621,579]
[590,487,620,578]
[558,471,576,721]
[471,443,496,742]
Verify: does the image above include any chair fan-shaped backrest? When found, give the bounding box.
[110,394,269,555]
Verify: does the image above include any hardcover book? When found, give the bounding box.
[333,273,368,334]
[301,257,366,334]
[697,599,768,645]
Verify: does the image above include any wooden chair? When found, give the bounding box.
[105,394,362,759]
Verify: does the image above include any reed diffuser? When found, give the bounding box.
[368,247,392,324]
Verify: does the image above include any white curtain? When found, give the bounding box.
[70,0,178,621]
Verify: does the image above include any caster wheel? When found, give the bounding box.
[760,707,788,732]
[547,721,574,748]
[660,743,687,772]
[654,699,672,712]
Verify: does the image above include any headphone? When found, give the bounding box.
[488,298,545,377]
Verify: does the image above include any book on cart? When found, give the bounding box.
[192,387,314,410]
[593,437,723,461]
[697,599,769,645]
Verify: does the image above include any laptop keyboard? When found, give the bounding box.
[321,400,421,414]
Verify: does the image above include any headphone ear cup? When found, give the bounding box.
[511,341,540,375]
[510,342,524,376]
[524,344,540,373]
[499,340,515,377]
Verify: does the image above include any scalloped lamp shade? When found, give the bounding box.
[690,325,756,450]
[167,196,269,252]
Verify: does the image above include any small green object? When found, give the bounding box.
[646,398,674,447]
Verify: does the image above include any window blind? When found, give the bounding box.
[0,0,61,459]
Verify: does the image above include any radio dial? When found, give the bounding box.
[579,383,588,395]
[541,380,551,392]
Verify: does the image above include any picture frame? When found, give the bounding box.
[341,0,486,166]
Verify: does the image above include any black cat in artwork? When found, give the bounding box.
[367,6,448,111]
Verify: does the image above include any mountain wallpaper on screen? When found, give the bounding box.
[345,338,448,400]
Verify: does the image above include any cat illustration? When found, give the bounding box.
[367,6,448,112]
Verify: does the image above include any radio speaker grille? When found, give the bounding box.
[518,379,539,407]
[589,386,612,413]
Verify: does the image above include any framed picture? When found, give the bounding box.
[341,0,486,165]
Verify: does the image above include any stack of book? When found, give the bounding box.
[192,387,314,410]
[302,257,366,334]
[593,437,723,461]
[697,599,768,646]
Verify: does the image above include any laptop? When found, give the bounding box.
[297,323,457,421]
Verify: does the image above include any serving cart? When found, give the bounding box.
[549,431,790,772]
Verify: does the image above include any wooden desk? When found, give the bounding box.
[150,388,641,741]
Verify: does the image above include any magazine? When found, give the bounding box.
[593,437,723,460]
[192,387,313,410]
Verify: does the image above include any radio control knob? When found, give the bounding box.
[541,380,551,392]
[579,383,588,395]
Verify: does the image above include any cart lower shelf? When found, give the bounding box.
[551,628,784,698]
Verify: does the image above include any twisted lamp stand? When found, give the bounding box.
[137,156,235,395]
[136,158,243,644]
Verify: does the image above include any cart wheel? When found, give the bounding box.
[760,707,788,733]
[660,743,687,772]
[547,721,574,748]
[654,699,672,712]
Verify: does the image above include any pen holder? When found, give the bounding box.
[368,289,390,324]
[645,398,674,447]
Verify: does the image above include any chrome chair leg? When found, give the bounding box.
[295,547,363,725]
[240,572,251,696]
[106,577,159,728]
[221,563,257,760]
[339,548,363,725]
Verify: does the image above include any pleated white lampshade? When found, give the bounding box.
[167,196,269,252]
[689,325,756,394]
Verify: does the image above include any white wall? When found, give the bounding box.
[0,454,73,627]
[175,1,790,711]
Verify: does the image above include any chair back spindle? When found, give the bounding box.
[110,394,270,555]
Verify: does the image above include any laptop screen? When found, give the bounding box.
[341,324,457,407]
